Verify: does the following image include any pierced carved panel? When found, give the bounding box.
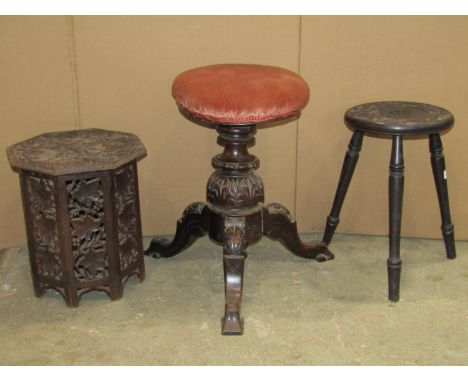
[26,174,62,281]
[114,164,140,272]
[67,177,108,281]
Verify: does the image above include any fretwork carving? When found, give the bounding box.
[26,174,62,281]
[67,177,108,281]
[114,164,139,271]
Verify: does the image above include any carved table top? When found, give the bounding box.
[344,101,454,135]
[7,128,147,176]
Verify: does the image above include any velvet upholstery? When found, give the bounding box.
[172,64,310,125]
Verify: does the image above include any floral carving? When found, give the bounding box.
[224,220,246,255]
[67,177,108,281]
[114,164,139,271]
[349,101,450,125]
[207,170,264,207]
[182,202,206,219]
[26,175,62,281]
[8,129,146,176]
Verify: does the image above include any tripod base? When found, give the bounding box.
[145,202,333,335]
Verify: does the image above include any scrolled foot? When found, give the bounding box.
[262,203,334,261]
[144,202,209,258]
[221,312,244,335]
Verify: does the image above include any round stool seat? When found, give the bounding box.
[345,101,454,135]
[172,64,310,125]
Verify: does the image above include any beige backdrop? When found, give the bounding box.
[1,16,467,248]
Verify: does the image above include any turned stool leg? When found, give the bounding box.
[429,134,456,260]
[388,135,404,302]
[323,130,364,244]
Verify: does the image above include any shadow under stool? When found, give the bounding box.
[145,64,334,335]
[323,101,456,302]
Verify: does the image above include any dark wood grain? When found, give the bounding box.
[323,131,363,245]
[325,101,456,302]
[145,121,333,335]
[8,130,146,307]
[388,135,404,302]
[429,134,456,260]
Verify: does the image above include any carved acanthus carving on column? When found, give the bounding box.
[207,170,264,208]
[224,218,246,256]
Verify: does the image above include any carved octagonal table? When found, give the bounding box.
[7,128,147,306]
[145,64,334,335]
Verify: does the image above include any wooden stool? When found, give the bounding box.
[7,129,147,306]
[145,64,334,335]
[323,101,456,301]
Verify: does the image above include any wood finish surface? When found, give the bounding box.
[8,130,146,306]
[324,101,456,301]
[146,122,333,335]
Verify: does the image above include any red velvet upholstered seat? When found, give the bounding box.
[172,64,310,125]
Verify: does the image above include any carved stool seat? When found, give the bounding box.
[7,129,147,306]
[323,101,456,302]
[146,64,333,335]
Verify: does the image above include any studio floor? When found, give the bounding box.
[0,233,467,366]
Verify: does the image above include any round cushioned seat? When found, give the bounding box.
[172,64,310,125]
[345,101,454,136]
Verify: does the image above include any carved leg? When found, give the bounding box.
[221,220,246,335]
[144,202,209,258]
[323,131,363,244]
[388,136,404,302]
[263,203,334,262]
[429,134,456,260]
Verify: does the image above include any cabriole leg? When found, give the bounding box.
[144,202,209,258]
[263,203,334,262]
[221,220,246,335]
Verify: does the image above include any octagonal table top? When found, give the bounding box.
[7,128,147,176]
